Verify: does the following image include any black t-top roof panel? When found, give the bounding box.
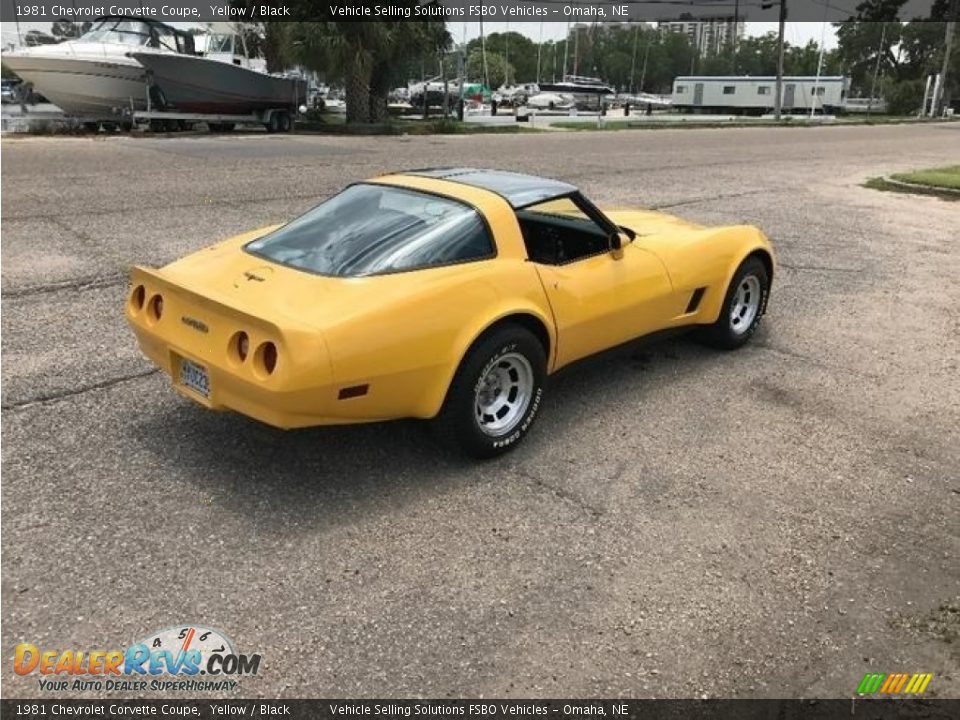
[404,168,578,208]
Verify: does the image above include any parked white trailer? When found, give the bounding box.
[672,76,850,115]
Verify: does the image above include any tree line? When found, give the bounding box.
[3,0,956,121]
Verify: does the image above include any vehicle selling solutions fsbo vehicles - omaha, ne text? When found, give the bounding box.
[125,168,775,457]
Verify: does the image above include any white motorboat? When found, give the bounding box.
[536,75,614,110]
[1,16,197,120]
[527,92,576,111]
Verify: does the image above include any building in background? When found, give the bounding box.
[672,75,850,115]
[658,18,745,56]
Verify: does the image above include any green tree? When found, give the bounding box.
[232,22,291,74]
[370,23,450,121]
[833,0,958,111]
[643,32,697,93]
[834,21,904,91]
[287,21,450,123]
[882,77,926,113]
[732,33,782,75]
[466,32,537,84]
[466,49,513,89]
[785,40,841,76]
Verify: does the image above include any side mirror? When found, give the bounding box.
[610,232,622,251]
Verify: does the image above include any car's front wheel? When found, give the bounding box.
[698,256,769,350]
[435,325,546,458]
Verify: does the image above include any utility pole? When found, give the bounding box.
[573,25,580,76]
[640,39,650,93]
[868,23,887,115]
[809,5,829,119]
[629,23,639,95]
[536,21,543,84]
[936,0,958,116]
[810,17,828,120]
[562,20,570,78]
[504,21,510,87]
[480,18,488,91]
[774,0,787,120]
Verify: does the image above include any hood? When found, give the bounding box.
[603,208,704,236]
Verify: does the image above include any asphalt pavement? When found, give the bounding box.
[1,123,958,699]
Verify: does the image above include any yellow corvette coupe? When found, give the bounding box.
[127,168,774,457]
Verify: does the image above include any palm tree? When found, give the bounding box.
[289,20,450,123]
[290,22,380,123]
[369,23,451,122]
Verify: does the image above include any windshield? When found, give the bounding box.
[246,184,494,277]
[206,34,235,54]
[78,20,178,51]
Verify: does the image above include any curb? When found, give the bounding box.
[883,176,960,196]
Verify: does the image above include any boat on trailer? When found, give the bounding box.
[1,17,196,122]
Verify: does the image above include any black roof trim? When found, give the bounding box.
[401,167,578,209]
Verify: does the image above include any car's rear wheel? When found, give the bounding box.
[698,256,769,350]
[435,325,546,458]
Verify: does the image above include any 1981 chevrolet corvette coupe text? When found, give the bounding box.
[126,168,774,457]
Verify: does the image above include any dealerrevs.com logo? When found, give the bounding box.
[13,625,262,692]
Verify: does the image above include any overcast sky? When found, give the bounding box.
[1,21,838,52]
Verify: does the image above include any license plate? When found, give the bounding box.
[179,358,210,398]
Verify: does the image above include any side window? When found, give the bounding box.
[516,196,610,266]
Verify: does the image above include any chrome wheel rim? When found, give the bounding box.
[730,275,761,335]
[475,352,534,437]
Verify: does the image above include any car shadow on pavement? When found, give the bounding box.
[130,333,727,530]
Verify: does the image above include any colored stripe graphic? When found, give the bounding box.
[879,674,899,693]
[857,672,932,695]
[857,673,885,694]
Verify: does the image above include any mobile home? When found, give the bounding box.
[672,76,849,115]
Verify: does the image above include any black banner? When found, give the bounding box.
[0,0,949,23]
[3,700,960,720]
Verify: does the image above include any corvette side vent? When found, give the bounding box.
[685,287,706,314]
[338,384,369,400]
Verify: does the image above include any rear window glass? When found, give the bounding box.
[246,184,494,277]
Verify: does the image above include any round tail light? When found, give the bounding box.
[148,294,164,321]
[237,332,249,362]
[259,342,278,375]
[130,285,146,311]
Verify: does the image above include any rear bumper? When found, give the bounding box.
[132,328,380,430]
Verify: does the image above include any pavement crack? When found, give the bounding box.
[753,342,878,380]
[2,369,160,411]
[516,468,604,519]
[2,274,127,299]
